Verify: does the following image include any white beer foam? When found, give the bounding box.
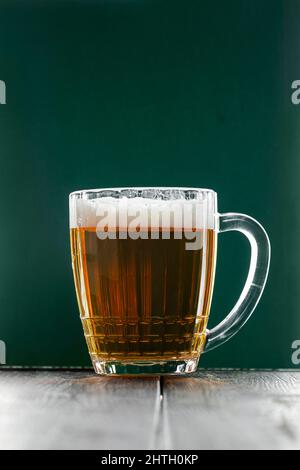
[69,195,216,229]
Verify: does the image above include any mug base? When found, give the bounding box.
[92,358,199,375]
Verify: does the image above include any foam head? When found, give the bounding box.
[69,189,216,230]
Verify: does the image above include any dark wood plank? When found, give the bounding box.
[1,370,300,450]
[0,371,159,450]
[163,370,300,450]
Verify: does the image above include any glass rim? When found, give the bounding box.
[69,186,217,198]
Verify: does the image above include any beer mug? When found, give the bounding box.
[69,187,270,375]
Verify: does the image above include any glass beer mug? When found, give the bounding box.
[69,187,270,375]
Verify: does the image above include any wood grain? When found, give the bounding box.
[0,370,300,450]
[0,371,159,450]
[163,370,300,450]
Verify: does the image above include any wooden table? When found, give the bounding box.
[0,370,299,450]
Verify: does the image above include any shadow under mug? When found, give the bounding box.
[69,187,270,375]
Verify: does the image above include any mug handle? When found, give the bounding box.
[204,213,271,353]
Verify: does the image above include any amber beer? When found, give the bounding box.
[70,197,217,373]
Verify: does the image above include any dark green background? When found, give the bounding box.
[0,0,299,368]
